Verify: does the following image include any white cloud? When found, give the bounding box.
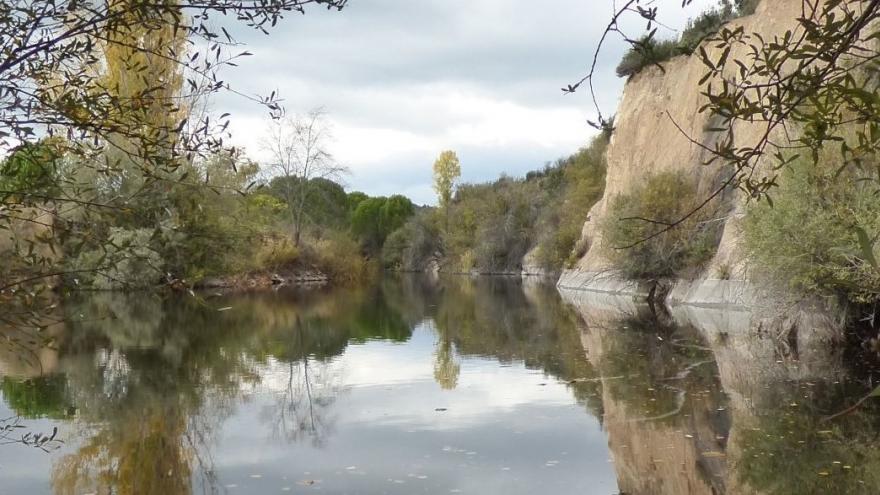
[217,0,722,203]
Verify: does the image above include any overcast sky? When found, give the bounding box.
[219,0,717,205]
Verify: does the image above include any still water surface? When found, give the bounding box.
[0,276,879,494]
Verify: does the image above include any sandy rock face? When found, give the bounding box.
[562,0,806,289]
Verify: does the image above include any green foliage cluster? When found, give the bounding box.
[59,150,286,288]
[0,139,64,199]
[267,176,350,232]
[0,376,73,419]
[616,0,759,78]
[743,156,880,304]
[615,37,681,79]
[532,135,608,269]
[382,208,440,271]
[47,144,406,289]
[601,171,722,280]
[443,176,540,273]
[350,195,415,252]
[382,136,607,274]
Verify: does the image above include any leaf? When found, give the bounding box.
[854,226,879,270]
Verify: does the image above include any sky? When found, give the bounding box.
[218,0,718,205]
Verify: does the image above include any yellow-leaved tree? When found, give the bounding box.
[432,150,461,232]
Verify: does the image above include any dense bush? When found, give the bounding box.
[601,171,722,280]
[382,136,607,274]
[743,157,880,303]
[616,0,760,78]
[72,228,165,290]
[310,231,373,283]
[678,3,736,54]
[443,177,542,273]
[382,209,440,271]
[532,134,608,270]
[616,36,681,78]
[350,194,415,253]
[736,0,760,15]
[0,139,64,199]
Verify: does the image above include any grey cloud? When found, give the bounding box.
[214,0,720,200]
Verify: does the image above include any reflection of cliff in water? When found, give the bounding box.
[560,289,880,495]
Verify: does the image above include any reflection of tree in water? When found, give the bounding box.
[261,357,340,447]
[428,276,602,413]
[45,292,253,495]
[0,276,609,493]
[52,403,194,495]
[433,334,460,390]
[260,315,344,447]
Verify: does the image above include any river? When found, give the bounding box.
[0,275,877,494]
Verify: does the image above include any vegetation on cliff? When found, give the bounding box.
[383,135,607,274]
[616,0,759,78]
[743,153,880,304]
[601,171,723,280]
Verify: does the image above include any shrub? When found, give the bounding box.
[71,228,164,290]
[736,0,760,15]
[310,232,372,283]
[616,1,760,78]
[533,135,608,270]
[678,3,735,54]
[255,236,300,269]
[601,171,722,280]
[616,36,681,78]
[743,157,880,303]
[382,209,440,271]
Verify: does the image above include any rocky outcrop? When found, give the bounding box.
[559,0,807,306]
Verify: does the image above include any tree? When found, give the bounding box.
[267,176,349,234]
[351,195,415,253]
[432,150,461,231]
[262,109,348,247]
[0,0,349,330]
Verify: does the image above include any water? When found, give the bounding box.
[0,276,879,494]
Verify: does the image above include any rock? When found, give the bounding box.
[199,277,232,289]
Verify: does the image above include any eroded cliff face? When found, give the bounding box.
[558,0,806,302]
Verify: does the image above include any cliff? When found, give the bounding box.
[558,0,806,306]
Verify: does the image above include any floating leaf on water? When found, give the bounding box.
[702,451,726,458]
[217,306,233,312]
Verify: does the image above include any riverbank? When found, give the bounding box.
[192,266,329,291]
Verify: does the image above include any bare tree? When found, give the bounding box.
[262,109,348,247]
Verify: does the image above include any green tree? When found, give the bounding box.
[351,195,415,254]
[262,109,348,247]
[0,0,348,330]
[267,176,350,235]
